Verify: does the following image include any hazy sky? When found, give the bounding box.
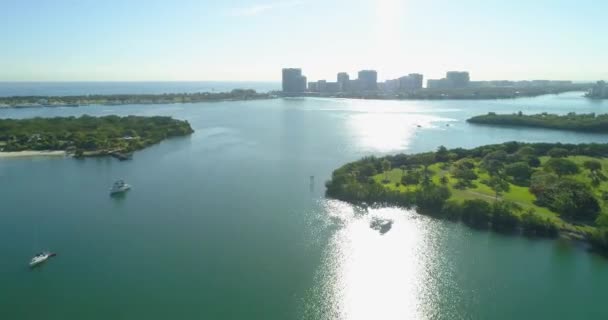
[1,0,606,81]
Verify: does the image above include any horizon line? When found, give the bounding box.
[0,79,601,83]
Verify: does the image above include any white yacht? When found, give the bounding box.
[30,252,56,267]
[110,180,131,194]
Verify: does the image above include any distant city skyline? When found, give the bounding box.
[283,67,580,95]
[1,0,607,81]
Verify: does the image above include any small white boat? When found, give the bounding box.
[110,180,131,194]
[30,251,56,267]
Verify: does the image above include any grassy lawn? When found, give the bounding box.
[374,156,608,233]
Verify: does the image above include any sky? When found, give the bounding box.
[0,0,606,82]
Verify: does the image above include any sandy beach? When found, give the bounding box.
[0,150,67,158]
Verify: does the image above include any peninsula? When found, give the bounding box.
[0,115,194,158]
[0,89,273,108]
[467,112,608,133]
[325,142,608,253]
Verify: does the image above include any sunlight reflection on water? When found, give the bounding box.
[311,200,443,320]
[347,112,455,152]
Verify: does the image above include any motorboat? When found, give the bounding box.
[30,251,56,267]
[110,180,131,194]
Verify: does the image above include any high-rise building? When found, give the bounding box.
[317,80,327,92]
[590,80,608,98]
[446,71,470,88]
[282,68,307,93]
[347,79,361,92]
[308,82,318,92]
[427,78,451,89]
[384,79,400,92]
[358,70,378,91]
[408,73,423,90]
[399,73,423,90]
[337,72,350,91]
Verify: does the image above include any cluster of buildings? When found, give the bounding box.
[282,68,422,94]
[469,79,573,88]
[588,81,608,98]
[427,71,470,89]
[281,68,576,95]
[425,71,573,90]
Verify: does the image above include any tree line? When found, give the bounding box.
[0,89,272,107]
[468,112,608,133]
[326,141,608,252]
[0,115,194,155]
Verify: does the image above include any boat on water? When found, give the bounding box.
[30,252,56,267]
[110,180,131,194]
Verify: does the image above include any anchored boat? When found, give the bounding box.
[110,180,131,195]
[29,252,56,267]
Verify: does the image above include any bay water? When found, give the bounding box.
[1,91,608,319]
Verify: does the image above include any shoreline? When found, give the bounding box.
[0,150,67,158]
[325,141,608,255]
[0,90,590,109]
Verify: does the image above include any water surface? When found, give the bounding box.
[1,92,607,319]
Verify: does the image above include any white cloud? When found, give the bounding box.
[229,1,303,17]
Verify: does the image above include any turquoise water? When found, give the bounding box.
[1,92,608,319]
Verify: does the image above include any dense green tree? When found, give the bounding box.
[418,153,435,185]
[482,150,507,175]
[534,179,600,221]
[583,160,602,172]
[455,159,475,169]
[461,199,492,228]
[516,146,536,156]
[359,163,378,177]
[452,166,477,180]
[435,145,449,162]
[452,165,477,189]
[441,200,463,221]
[488,176,510,200]
[491,201,521,232]
[400,165,407,178]
[520,209,559,237]
[483,150,508,163]
[401,170,421,185]
[547,147,569,158]
[381,159,391,182]
[415,184,451,213]
[529,171,559,196]
[504,162,533,185]
[527,156,541,168]
[544,158,579,176]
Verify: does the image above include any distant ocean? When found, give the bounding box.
[0,81,280,97]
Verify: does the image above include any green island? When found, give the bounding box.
[0,89,273,108]
[468,112,608,133]
[325,142,608,253]
[0,115,194,158]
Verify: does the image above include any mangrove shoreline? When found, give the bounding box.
[0,115,194,159]
[325,142,608,254]
[0,89,275,108]
[468,112,608,133]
